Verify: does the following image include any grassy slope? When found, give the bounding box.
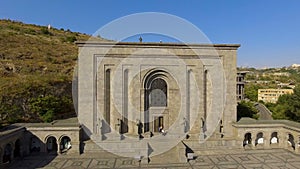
[0,19,106,125]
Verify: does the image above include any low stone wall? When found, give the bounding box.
[0,125,26,164]
[233,118,300,154]
[0,118,81,165]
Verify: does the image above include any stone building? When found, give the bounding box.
[258,88,294,103]
[2,41,300,165]
[237,71,247,101]
[76,41,239,157]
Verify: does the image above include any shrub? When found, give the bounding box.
[29,95,73,122]
[40,27,52,35]
[29,95,59,122]
[66,36,77,43]
[237,101,259,120]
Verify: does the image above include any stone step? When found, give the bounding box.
[181,139,239,151]
[81,140,107,153]
[87,132,187,158]
[85,132,240,159]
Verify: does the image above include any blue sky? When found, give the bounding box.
[1,0,300,68]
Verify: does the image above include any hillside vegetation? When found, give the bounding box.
[238,67,300,121]
[0,19,107,126]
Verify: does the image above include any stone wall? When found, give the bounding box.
[233,118,300,154]
[0,119,81,165]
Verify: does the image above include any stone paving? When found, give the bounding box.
[6,149,300,169]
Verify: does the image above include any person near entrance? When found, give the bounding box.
[159,125,166,135]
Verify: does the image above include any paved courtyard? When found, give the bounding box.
[5,149,300,169]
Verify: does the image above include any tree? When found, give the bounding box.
[29,95,73,122]
[285,86,300,121]
[244,84,260,101]
[237,101,259,121]
[268,85,300,122]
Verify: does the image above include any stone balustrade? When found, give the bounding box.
[233,118,300,153]
[0,118,81,165]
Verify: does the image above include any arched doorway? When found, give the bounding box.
[243,133,252,146]
[255,132,264,146]
[60,136,71,154]
[30,136,41,152]
[270,132,278,144]
[14,139,21,158]
[3,143,12,163]
[144,71,168,133]
[46,136,58,154]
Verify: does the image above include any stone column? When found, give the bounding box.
[56,141,60,155]
[278,133,286,148]
[295,137,300,154]
[250,132,254,148]
[264,134,270,149]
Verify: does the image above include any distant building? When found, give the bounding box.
[258,88,294,103]
[237,71,247,101]
[256,80,271,84]
[277,83,296,89]
[291,64,300,68]
[273,72,290,77]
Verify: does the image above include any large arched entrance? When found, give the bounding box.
[144,70,168,133]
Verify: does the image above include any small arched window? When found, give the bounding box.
[149,78,167,107]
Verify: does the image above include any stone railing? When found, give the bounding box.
[0,125,25,164]
[233,118,300,154]
[0,117,81,166]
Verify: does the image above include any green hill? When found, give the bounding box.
[0,19,107,126]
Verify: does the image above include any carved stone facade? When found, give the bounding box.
[75,42,240,158]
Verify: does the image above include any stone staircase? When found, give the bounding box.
[182,131,240,150]
[82,131,185,160]
[82,131,240,163]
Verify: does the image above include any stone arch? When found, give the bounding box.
[288,133,295,150]
[104,68,111,126]
[203,69,208,122]
[185,69,192,133]
[101,68,112,136]
[59,135,72,154]
[45,135,58,154]
[255,132,264,145]
[270,132,278,144]
[143,69,169,133]
[3,143,12,163]
[14,139,21,158]
[121,68,129,134]
[142,69,169,88]
[243,132,252,147]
